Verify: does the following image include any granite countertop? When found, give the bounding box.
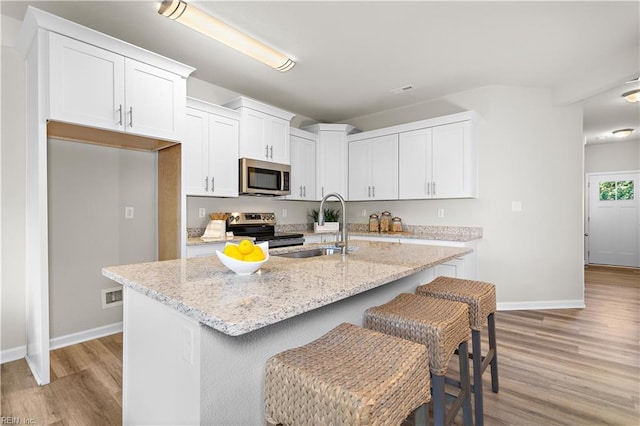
[103,240,471,336]
[187,236,254,247]
[187,224,483,246]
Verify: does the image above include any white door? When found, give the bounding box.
[588,172,640,267]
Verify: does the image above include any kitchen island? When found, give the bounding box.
[103,239,472,425]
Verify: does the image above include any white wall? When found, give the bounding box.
[348,86,586,307]
[47,139,157,339]
[585,139,640,173]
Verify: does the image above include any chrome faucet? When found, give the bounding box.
[318,192,348,255]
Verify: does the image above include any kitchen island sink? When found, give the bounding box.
[103,240,472,425]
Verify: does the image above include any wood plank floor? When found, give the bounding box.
[1,265,638,425]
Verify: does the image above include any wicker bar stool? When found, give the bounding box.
[264,322,431,426]
[364,294,473,426]
[416,276,498,426]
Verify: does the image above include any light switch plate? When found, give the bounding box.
[125,206,134,219]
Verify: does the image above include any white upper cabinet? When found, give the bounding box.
[348,134,398,201]
[288,129,317,200]
[48,32,187,142]
[184,99,239,197]
[399,120,476,199]
[305,124,358,200]
[224,97,295,165]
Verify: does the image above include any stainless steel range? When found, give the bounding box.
[226,212,305,248]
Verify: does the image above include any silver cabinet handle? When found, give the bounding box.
[303,186,306,197]
[205,176,209,192]
[265,145,269,158]
[425,181,430,195]
[300,185,303,197]
[211,177,215,192]
[368,186,371,197]
[432,182,435,195]
[118,104,123,126]
[321,187,324,198]
[129,107,133,127]
[269,145,273,159]
[372,186,376,197]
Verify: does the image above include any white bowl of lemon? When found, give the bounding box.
[216,240,269,275]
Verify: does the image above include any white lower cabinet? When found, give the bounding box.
[186,243,226,259]
[398,238,478,279]
[304,234,338,245]
[184,99,239,197]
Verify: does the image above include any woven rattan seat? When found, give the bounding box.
[416,276,496,331]
[416,276,499,426]
[264,322,431,426]
[364,294,472,426]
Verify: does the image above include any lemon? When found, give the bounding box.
[223,244,244,261]
[238,239,255,255]
[244,246,266,262]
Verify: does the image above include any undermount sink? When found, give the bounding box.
[275,247,344,259]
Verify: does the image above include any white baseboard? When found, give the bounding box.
[1,322,123,364]
[498,299,585,311]
[2,346,27,364]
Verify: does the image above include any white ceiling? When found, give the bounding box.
[2,1,639,144]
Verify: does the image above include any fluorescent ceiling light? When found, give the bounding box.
[612,128,634,138]
[158,0,295,72]
[621,89,640,103]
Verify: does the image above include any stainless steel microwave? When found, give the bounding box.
[239,158,291,196]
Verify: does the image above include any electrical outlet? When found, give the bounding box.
[362,209,367,217]
[125,206,134,219]
[199,208,206,218]
[437,208,445,218]
[282,208,287,217]
[512,201,522,212]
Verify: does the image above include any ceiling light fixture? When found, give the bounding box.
[612,128,634,138]
[158,0,295,72]
[621,89,640,103]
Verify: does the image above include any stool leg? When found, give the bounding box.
[414,403,430,426]
[458,341,473,426]
[488,313,499,393]
[471,330,484,426]
[432,374,445,426]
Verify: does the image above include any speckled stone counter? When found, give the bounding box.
[106,239,473,425]
[103,240,471,336]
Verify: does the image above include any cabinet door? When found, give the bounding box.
[370,134,398,200]
[208,114,239,197]
[317,131,348,199]
[239,109,269,160]
[125,59,184,141]
[269,117,290,164]
[184,108,209,196]
[49,32,125,131]
[431,121,472,198]
[399,128,431,199]
[348,140,371,201]
[289,135,316,200]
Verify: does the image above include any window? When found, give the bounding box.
[599,180,634,201]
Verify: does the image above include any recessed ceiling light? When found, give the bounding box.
[612,128,634,138]
[390,85,416,94]
[621,89,640,103]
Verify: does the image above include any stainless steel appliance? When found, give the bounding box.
[227,212,304,248]
[239,158,291,196]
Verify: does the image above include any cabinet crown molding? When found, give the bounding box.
[187,97,240,121]
[302,123,359,134]
[16,6,195,78]
[347,111,477,142]
[223,96,296,122]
